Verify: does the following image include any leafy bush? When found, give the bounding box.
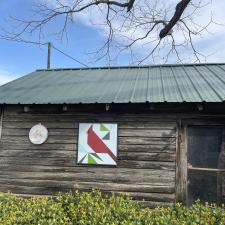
[0,190,224,225]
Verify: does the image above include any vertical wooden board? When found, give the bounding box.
[0,106,4,141]
[217,128,225,204]
[175,121,187,203]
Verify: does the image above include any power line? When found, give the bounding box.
[0,36,89,68]
[51,44,89,68]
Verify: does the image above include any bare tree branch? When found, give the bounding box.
[0,0,219,65]
[159,0,191,38]
[127,0,136,12]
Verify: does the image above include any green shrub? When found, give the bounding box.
[0,190,224,225]
[0,192,70,225]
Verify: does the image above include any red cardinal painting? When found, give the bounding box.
[87,125,116,161]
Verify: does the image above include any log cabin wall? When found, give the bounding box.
[1,104,225,206]
[0,105,177,207]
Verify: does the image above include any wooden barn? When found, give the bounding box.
[0,63,224,207]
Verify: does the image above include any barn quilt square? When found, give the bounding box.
[77,123,118,165]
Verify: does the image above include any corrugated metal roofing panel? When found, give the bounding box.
[147,67,164,102]
[131,68,149,103]
[1,63,225,104]
[188,66,222,102]
[160,67,183,102]
[170,66,202,102]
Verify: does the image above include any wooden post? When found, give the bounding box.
[0,106,4,141]
[175,119,188,203]
[47,42,51,69]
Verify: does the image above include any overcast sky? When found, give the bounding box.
[0,0,225,85]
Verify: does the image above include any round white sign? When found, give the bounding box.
[29,124,48,145]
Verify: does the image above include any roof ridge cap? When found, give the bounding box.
[36,62,225,72]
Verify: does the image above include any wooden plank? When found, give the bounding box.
[0,158,175,170]
[119,137,176,145]
[0,157,76,167]
[2,161,174,173]
[0,176,174,187]
[3,121,77,129]
[0,184,174,203]
[119,152,175,162]
[0,166,174,176]
[3,111,178,121]
[0,170,174,187]
[118,160,175,170]
[0,142,175,152]
[1,136,176,145]
[74,182,175,194]
[0,150,175,162]
[0,150,76,158]
[118,144,175,152]
[0,149,175,157]
[2,128,176,138]
[0,169,175,184]
[188,165,225,172]
[119,129,176,137]
[3,112,175,118]
[0,159,175,170]
[3,113,176,122]
[2,128,77,137]
[0,143,77,150]
[0,184,71,196]
[1,136,77,144]
[0,106,4,141]
[175,122,187,203]
[0,164,81,172]
[0,178,174,194]
[3,121,176,129]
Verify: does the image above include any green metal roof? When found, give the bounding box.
[1,63,225,104]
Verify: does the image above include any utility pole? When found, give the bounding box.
[47,42,51,69]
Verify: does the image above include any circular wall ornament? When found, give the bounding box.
[29,123,48,145]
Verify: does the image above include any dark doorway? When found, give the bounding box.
[187,127,225,205]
